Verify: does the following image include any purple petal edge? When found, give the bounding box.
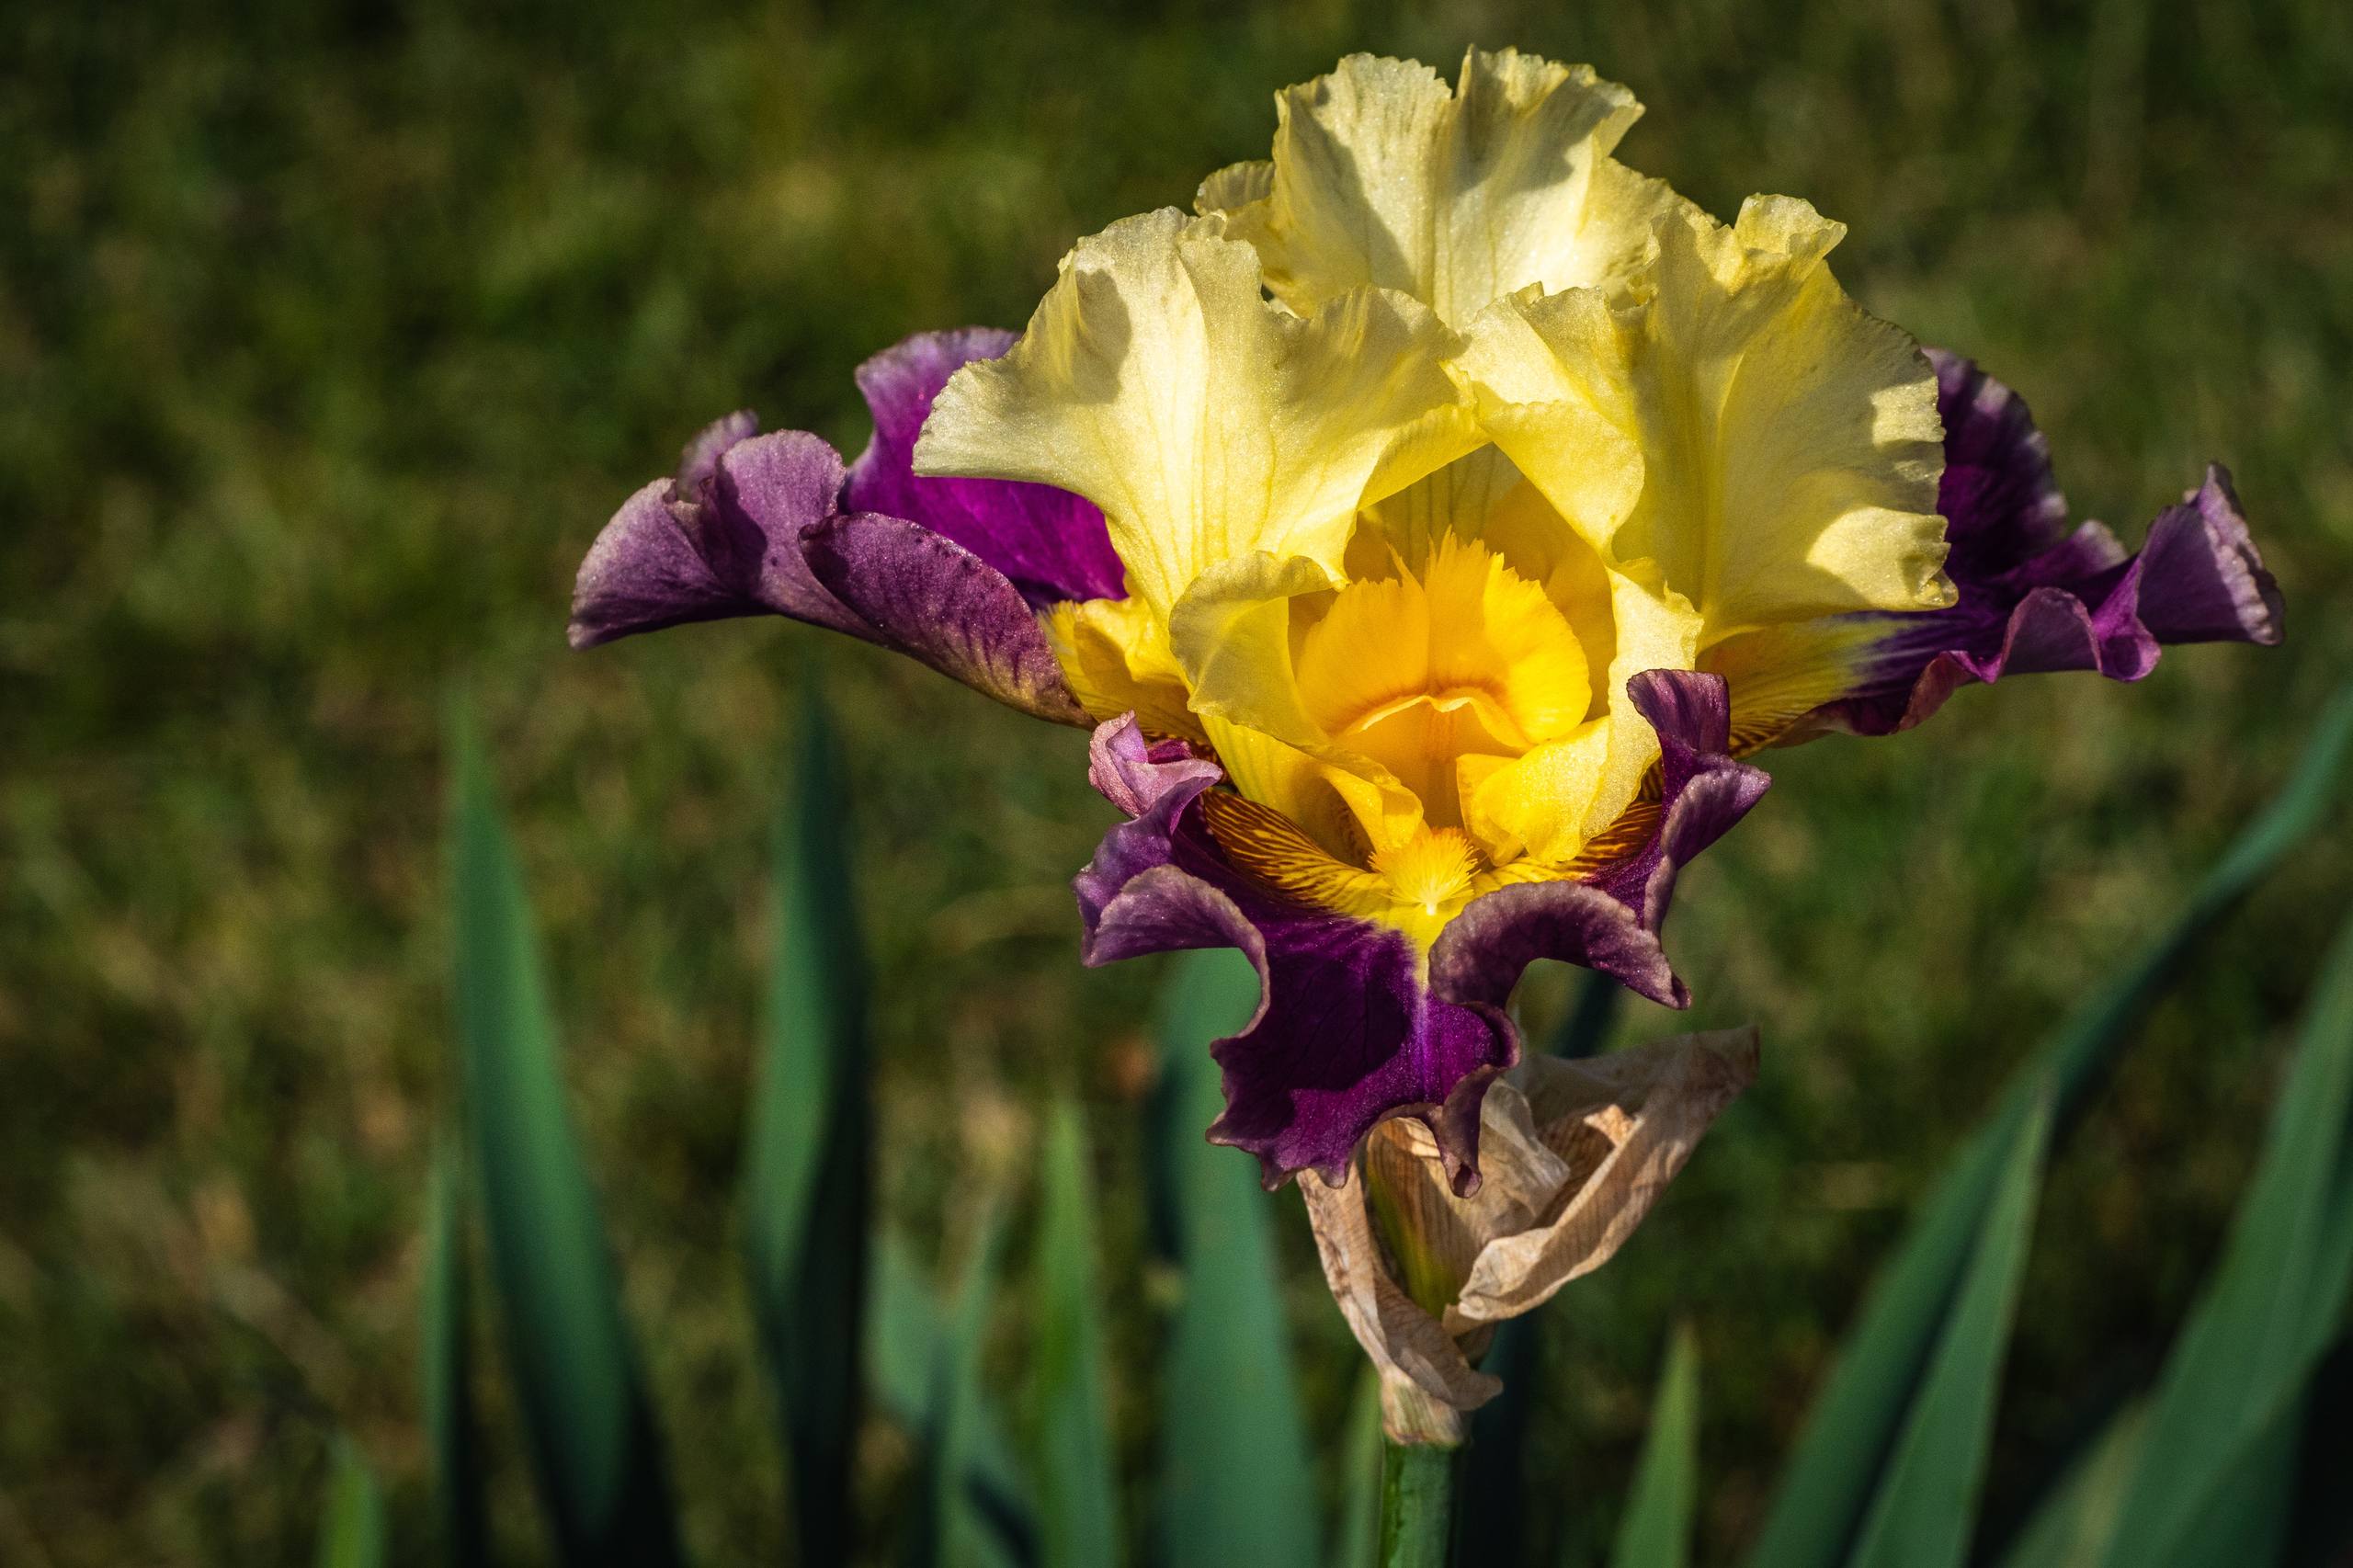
[1811,353,2282,737]
[571,403,1088,723]
[570,423,874,649]
[845,329,1127,607]
[1073,672,1768,1194]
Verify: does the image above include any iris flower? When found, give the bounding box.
[572,50,2279,1197]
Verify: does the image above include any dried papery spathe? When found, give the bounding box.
[1302,1027,1758,1444]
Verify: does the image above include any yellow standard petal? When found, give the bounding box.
[1458,194,1953,646]
[1198,49,1689,327]
[914,208,1481,625]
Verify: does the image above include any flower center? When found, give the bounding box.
[1294,535,1595,849]
[1369,827,1483,916]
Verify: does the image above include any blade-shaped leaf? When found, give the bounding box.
[421,1146,488,1568]
[1996,1401,2147,1568]
[1847,1089,2054,1568]
[1747,680,2353,1568]
[2284,1338,2353,1562]
[1611,1325,1701,1568]
[1554,964,1625,1060]
[2130,1401,2300,1568]
[1151,948,1320,1568]
[1032,1101,1119,1568]
[2001,1395,2300,1568]
[936,1206,1037,1568]
[2094,907,2353,1567]
[743,687,871,1566]
[867,1229,1036,1567]
[868,1230,948,1431]
[315,1434,388,1568]
[447,702,682,1565]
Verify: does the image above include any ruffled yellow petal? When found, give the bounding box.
[1200,710,1426,862]
[1172,533,1598,872]
[1461,564,1701,862]
[1193,159,1275,227]
[1473,472,1618,680]
[1587,567,1707,835]
[1461,717,1613,865]
[1040,592,1202,742]
[915,208,1480,624]
[1459,195,1952,646]
[1198,49,1685,327]
[1165,551,1336,749]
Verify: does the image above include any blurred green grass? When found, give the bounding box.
[3,0,2349,1562]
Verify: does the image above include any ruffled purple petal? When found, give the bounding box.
[1931,352,2070,580]
[707,430,881,638]
[845,329,1126,607]
[573,403,1089,722]
[1074,724,1510,1195]
[1073,674,1768,1194]
[2134,468,2284,645]
[570,418,872,649]
[1589,671,1777,930]
[802,512,1087,725]
[1809,354,2281,736]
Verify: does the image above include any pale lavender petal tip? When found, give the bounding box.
[2134,465,2283,647]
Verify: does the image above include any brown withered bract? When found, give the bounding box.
[1302,1028,1759,1445]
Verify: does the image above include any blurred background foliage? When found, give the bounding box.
[3,0,2349,1562]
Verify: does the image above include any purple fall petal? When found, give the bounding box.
[1931,352,2070,579]
[573,400,1089,722]
[1427,883,1676,1009]
[708,432,880,639]
[802,512,1089,725]
[1074,716,1515,1193]
[1073,679,1768,1195]
[845,329,1127,607]
[1811,354,2281,735]
[569,476,741,649]
[679,409,760,492]
[569,421,872,649]
[1589,671,1776,931]
[2134,468,2284,645]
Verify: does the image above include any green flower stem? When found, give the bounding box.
[1379,1439,1458,1568]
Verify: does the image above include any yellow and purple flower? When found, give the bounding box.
[571,50,2279,1195]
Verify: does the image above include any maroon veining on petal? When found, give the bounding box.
[1809,354,2281,736]
[845,329,1127,608]
[801,513,1088,725]
[1072,672,1768,1195]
